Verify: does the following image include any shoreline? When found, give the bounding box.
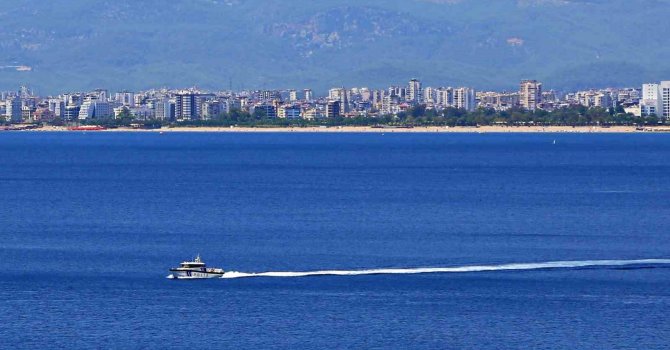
[11,125,670,133]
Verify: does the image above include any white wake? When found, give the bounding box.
[220,259,670,279]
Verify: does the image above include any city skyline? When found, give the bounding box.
[2,77,666,124]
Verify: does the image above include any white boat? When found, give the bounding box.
[167,255,225,279]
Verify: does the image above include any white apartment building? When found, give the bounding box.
[519,80,542,110]
[423,87,435,104]
[436,87,453,108]
[303,89,313,102]
[641,82,670,118]
[453,87,476,112]
[408,79,422,103]
[78,100,113,120]
[155,99,175,120]
[641,83,661,116]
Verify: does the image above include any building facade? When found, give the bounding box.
[453,88,476,112]
[115,91,135,107]
[408,79,422,104]
[661,81,670,118]
[253,104,277,118]
[175,93,214,120]
[78,100,113,120]
[519,80,543,110]
[303,89,313,102]
[278,105,301,119]
[327,100,341,118]
[288,90,298,102]
[641,84,661,116]
[5,97,22,122]
[155,100,175,121]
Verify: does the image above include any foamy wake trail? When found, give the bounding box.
[220,259,670,279]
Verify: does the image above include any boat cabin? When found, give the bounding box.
[179,255,206,269]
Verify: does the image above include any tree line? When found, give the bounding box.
[67,104,667,128]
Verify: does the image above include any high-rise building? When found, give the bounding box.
[329,87,349,113]
[328,88,343,101]
[436,87,453,107]
[155,99,175,120]
[423,87,435,103]
[134,94,144,106]
[175,93,214,120]
[253,104,277,118]
[303,89,313,102]
[642,84,660,99]
[594,93,612,109]
[236,97,247,109]
[371,90,382,110]
[519,80,543,110]
[408,79,422,103]
[64,105,80,121]
[220,100,230,115]
[201,100,225,120]
[387,86,398,98]
[115,91,135,107]
[341,89,349,113]
[453,88,476,112]
[175,94,197,119]
[359,88,371,102]
[48,99,65,118]
[5,97,22,122]
[78,101,113,120]
[327,100,341,118]
[661,81,670,118]
[288,90,298,102]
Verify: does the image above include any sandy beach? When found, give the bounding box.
[21,125,670,133]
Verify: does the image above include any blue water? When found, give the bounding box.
[1,132,669,349]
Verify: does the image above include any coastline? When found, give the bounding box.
[15,125,670,133]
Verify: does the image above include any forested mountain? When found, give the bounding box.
[1,0,669,93]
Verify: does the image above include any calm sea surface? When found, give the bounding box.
[1,132,669,349]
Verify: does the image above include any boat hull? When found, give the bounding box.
[168,270,225,279]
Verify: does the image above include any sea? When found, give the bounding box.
[1,132,669,349]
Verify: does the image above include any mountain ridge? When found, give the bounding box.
[1,0,668,94]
